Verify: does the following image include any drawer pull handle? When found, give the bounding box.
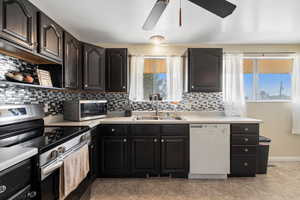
[244,128,249,131]
[244,162,248,167]
[244,138,249,142]
[0,185,6,194]
[123,138,127,142]
[111,128,116,132]
[244,148,249,152]
[161,139,165,143]
[154,138,158,143]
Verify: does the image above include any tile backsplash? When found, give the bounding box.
[0,54,224,116]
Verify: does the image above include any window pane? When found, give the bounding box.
[244,73,253,100]
[257,59,292,100]
[143,59,167,100]
[257,73,291,100]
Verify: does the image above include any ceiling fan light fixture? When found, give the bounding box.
[150,35,165,45]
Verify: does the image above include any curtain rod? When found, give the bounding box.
[224,52,296,55]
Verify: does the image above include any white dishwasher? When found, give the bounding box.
[189,124,230,179]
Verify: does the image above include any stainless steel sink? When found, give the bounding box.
[135,116,184,121]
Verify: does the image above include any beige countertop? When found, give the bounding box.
[45,114,262,128]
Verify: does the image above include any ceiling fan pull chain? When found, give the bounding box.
[179,0,182,27]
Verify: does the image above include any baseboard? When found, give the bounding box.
[269,156,300,162]
[188,174,228,179]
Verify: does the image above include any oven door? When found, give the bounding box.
[80,101,107,121]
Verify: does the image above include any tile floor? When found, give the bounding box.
[81,162,300,200]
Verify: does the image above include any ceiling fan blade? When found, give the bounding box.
[188,0,236,18]
[143,0,170,30]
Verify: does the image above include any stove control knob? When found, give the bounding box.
[81,135,88,142]
[58,146,66,154]
[50,150,59,160]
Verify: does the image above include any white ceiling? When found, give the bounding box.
[29,0,300,44]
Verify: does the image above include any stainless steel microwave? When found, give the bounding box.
[63,100,108,121]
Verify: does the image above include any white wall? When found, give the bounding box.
[99,43,300,158]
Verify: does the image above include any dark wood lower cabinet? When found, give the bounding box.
[98,124,189,178]
[100,137,129,177]
[160,136,189,177]
[131,137,160,177]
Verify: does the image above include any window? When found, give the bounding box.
[244,58,293,101]
[143,58,167,100]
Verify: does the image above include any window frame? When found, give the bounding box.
[243,56,293,103]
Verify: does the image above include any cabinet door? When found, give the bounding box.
[188,48,222,92]
[101,137,129,176]
[89,142,98,181]
[64,32,81,89]
[83,43,105,91]
[131,137,160,176]
[38,12,63,62]
[105,48,127,92]
[0,0,37,50]
[160,136,189,177]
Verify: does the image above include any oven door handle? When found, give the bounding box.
[41,160,63,177]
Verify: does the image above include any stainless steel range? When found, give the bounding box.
[0,104,91,200]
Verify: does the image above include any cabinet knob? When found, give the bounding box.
[244,148,249,152]
[123,138,127,142]
[244,128,249,131]
[0,185,6,194]
[123,86,126,89]
[191,85,194,89]
[161,139,165,143]
[154,138,158,143]
[244,162,248,167]
[111,128,115,132]
[244,138,249,142]
[85,84,88,87]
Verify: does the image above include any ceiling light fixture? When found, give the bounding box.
[150,35,165,45]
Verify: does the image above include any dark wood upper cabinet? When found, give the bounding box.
[38,12,63,62]
[63,32,81,89]
[187,48,223,92]
[105,48,128,92]
[0,0,37,51]
[83,43,105,91]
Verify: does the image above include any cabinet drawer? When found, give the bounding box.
[231,134,258,145]
[231,145,257,156]
[231,124,259,134]
[0,159,31,200]
[161,125,189,136]
[231,157,256,176]
[102,125,127,136]
[131,125,160,136]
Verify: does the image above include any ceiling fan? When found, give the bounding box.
[142,0,237,30]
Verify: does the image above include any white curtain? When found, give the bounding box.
[223,53,246,117]
[166,56,183,101]
[292,54,300,134]
[129,56,144,101]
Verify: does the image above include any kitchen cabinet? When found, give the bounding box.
[38,12,63,62]
[100,125,129,177]
[160,136,189,177]
[186,48,223,92]
[230,124,259,177]
[100,137,129,177]
[0,0,37,51]
[83,43,105,91]
[99,124,189,178]
[63,32,81,89]
[131,137,160,176]
[105,48,128,92]
[89,128,98,181]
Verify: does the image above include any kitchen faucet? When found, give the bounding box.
[151,94,159,117]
